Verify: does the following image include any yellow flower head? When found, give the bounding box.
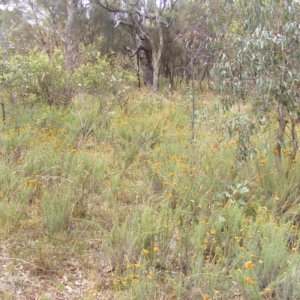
[153,247,160,253]
[141,249,150,255]
[264,288,271,294]
[244,261,255,270]
[245,277,255,285]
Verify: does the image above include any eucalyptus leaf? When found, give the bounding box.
[238,199,247,206]
[239,186,249,194]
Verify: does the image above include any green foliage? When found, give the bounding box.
[0,88,300,299]
[226,114,256,161]
[0,45,134,111]
[73,45,135,96]
[73,46,114,95]
[211,0,300,174]
[0,49,71,105]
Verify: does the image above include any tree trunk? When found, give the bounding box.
[139,52,153,86]
[275,103,286,174]
[149,13,163,93]
[94,0,175,92]
[66,0,75,72]
[134,33,153,86]
[152,58,159,93]
[1,100,5,122]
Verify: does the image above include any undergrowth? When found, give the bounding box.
[0,88,300,299]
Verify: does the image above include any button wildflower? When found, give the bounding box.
[264,288,271,294]
[245,277,254,285]
[168,193,174,199]
[141,249,150,255]
[244,261,255,270]
[153,247,160,253]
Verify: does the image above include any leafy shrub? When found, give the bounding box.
[0,49,72,105]
[73,45,135,97]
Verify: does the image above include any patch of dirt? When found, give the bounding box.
[0,243,117,300]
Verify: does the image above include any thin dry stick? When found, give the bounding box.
[0,257,48,272]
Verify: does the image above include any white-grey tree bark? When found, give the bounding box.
[66,0,75,72]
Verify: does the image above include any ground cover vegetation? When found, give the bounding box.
[0,0,300,299]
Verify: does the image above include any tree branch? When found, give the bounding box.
[96,0,129,13]
[123,45,148,57]
[114,20,133,28]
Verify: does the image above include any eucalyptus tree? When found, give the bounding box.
[0,0,66,55]
[93,0,178,93]
[211,0,300,175]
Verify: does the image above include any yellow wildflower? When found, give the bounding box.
[264,288,271,294]
[153,247,160,253]
[245,277,254,285]
[141,249,150,255]
[168,193,174,199]
[244,261,255,270]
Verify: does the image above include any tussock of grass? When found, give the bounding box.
[0,88,300,299]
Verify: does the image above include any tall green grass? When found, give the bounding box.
[0,90,300,299]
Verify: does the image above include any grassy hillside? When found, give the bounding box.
[0,87,300,300]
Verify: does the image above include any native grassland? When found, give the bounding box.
[0,86,300,300]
